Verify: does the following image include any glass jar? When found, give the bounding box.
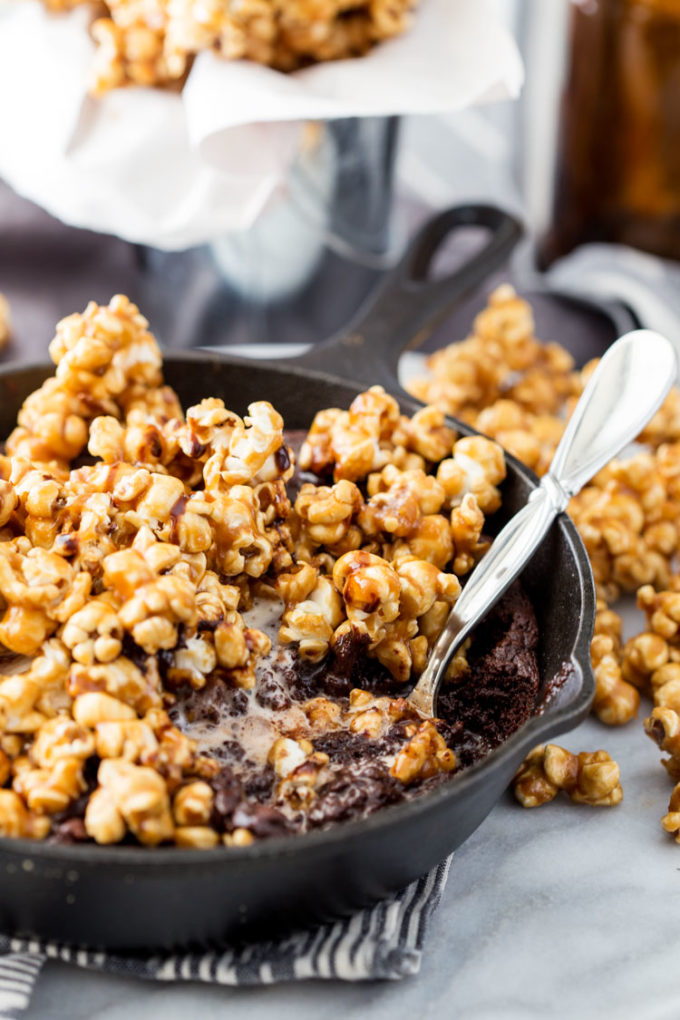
[137,116,401,350]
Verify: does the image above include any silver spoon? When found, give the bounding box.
[407,329,678,719]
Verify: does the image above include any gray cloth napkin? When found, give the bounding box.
[0,858,450,1018]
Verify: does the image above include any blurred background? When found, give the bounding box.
[1,0,679,361]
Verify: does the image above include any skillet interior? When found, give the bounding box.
[0,353,595,949]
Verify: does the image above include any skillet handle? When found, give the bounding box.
[294,204,523,390]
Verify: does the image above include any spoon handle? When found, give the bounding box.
[407,329,678,719]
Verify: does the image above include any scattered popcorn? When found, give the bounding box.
[513,744,623,808]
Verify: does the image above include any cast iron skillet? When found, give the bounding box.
[0,206,606,950]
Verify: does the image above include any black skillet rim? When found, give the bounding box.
[0,351,596,867]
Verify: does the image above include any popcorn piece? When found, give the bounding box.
[61,597,123,665]
[395,558,460,619]
[591,633,639,726]
[7,296,162,471]
[0,790,50,839]
[86,758,174,845]
[645,707,680,782]
[346,688,412,740]
[637,584,680,643]
[91,17,173,94]
[68,656,163,715]
[294,480,362,547]
[95,719,159,762]
[359,485,421,540]
[173,780,214,825]
[389,513,453,571]
[213,619,271,689]
[14,756,87,814]
[449,493,488,575]
[622,632,671,693]
[436,436,506,514]
[203,401,289,489]
[303,696,343,732]
[394,405,455,463]
[280,575,343,663]
[593,598,623,650]
[0,542,91,653]
[268,736,314,779]
[512,745,560,807]
[275,563,318,605]
[174,825,219,848]
[299,386,427,483]
[29,716,95,768]
[202,487,274,577]
[513,744,622,807]
[366,464,446,515]
[333,550,401,644]
[390,721,456,785]
[473,401,564,478]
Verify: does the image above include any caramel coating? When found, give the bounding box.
[44,0,419,94]
[513,744,623,808]
[591,621,639,727]
[645,707,680,783]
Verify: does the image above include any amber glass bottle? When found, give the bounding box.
[542,0,680,265]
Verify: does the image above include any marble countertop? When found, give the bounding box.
[25,602,680,1020]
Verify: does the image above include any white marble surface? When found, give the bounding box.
[23,602,680,1020]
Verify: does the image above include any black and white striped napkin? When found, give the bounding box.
[0,858,450,1019]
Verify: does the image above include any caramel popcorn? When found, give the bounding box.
[0,294,528,849]
[86,758,174,845]
[409,285,576,423]
[42,0,419,94]
[390,720,456,785]
[621,581,680,705]
[591,633,640,726]
[300,385,414,482]
[0,790,50,839]
[570,454,678,603]
[590,601,639,726]
[279,575,344,663]
[513,744,623,808]
[7,296,162,473]
[91,16,171,94]
[645,706,680,782]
